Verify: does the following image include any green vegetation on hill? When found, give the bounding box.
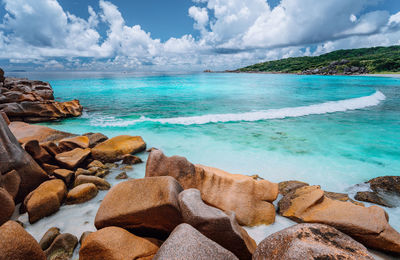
[236,45,400,74]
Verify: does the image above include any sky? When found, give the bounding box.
[0,0,399,72]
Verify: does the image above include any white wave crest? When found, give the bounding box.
[93,91,385,126]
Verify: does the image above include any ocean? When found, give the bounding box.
[10,72,400,258]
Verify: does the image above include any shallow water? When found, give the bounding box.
[9,72,400,259]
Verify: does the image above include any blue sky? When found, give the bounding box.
[0,0,399,71]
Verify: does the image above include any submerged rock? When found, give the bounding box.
[355,191,393,208]
[278,185,400,254]
[115,171,128,179]
[79,226,159,260]
[253,223,373,260]
[95,176,183,238]
[153,223,238,260]
[146,149,278,226]
[178,188,256,260]
[0,220,46,260]
[122,154,143,165]
[91,135,146,162]
[24,179,67,223]
[0,117,48,202]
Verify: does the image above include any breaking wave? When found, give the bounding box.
[92,91,385,126]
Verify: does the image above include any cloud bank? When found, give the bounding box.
[0,0,399,71]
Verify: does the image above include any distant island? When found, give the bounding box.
[227,45,400,75]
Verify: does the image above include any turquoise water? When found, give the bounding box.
[10,72,400,252]
[35,72,400,192]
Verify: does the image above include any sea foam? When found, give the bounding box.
[93,91,385,126]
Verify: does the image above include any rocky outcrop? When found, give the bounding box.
[9,121,74,143]
[145,150,278,226]
[154,223,238,260]
[53,169,75,187]
[0,220,46,260]
[66,183,98,204]
[178,188,256,260]
[91,135,146,162]
[83,132,108,148]
[354,176,400,208]
[278,185,400,254]
[278,180,309,196]
[95,176,183,238]
[0,117,48,202]
[302,60,368,75]
[24,140,53,164]
[24,179,67,223]
[253,223,373,260]
[355,191,393,207]
[0,76,82,122]
[79,226,159,260]
[44,233,78,260]
[58,136,89,151]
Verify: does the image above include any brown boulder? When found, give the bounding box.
[0,117,48,202]
[122,154,143,165]
[253,223,373,260]
[44,233,78,260]
[9,121,74,143]
[66,183,98,204]
[145,150,278,226]
[53,169,74,187]
[95,176,183,238]
[91,135,146,162]
[58,136,89,151]
[278,185,400,254]
[0,169,21,199]
[0,188,15,226]
[83,132,108,148]
[87,160,107,169]
[24,139,53,164]
[79,226,159,260]
[55,148,91,169]
[115,171,128,179]
[41,163,59,175]
[24,179,67,223]
[74,175,110,190]
[179,188,256,260]
[39,227,60,250]
[0,111,10,125]
[153,223,238,260]
[40,141,61,156]
[0,220,46,260]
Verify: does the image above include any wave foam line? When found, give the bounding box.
[95,91,385,126]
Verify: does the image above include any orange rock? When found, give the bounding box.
[58,136,89,151]
[66,183,98,204]
[95,176,183,237]
[40,141,61,156]
[55,148,91,169]
[41,163,59,175]
[146,150,278,226]
[92,135,146,162]
[0,220,46,260]
[24,179,67,223]
[53,169,75,187]
[74,175,110,190]
[9,121,74,143]
[79,226,159,260]
[278,185,400,254]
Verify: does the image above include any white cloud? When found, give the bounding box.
[0,0,399,71]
